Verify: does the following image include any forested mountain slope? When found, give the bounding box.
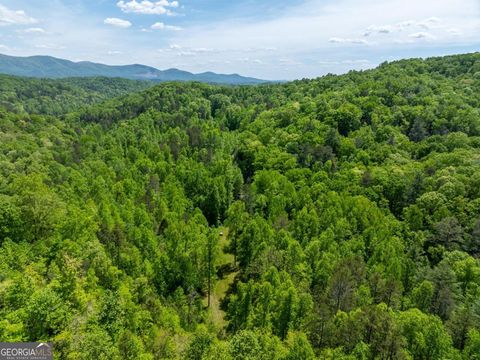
[0,54,266,85]
[0,75,153,115]
[0,53,480,359]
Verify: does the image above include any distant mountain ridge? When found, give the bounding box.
[0,54,267,85]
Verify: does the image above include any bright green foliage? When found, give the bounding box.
[397,309,455,359]
[464,329,480,360]
[0,53,480,359]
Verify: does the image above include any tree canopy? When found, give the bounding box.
[1,52,480,359]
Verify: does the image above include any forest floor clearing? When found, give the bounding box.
[204,227,238,329]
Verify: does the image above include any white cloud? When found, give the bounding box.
[151,22,182,31]
[396,20,415,29]
[0,44,10,51]
[329,37,369,44]
[104,18,132,28]
[446,28,462,35]
[408,31,436,39]
[393,39,414,44]
[108,50,123,55]
[327,37,343,43]
[417,16,441,29]
[364,25,394,36]
[342,59,371,64]
[235,58,265,65]
[318,60,338,65]
[117,1,179,15]
[0,4,37,26]
[192,47,214,53]
[363,17,443,37]
[19,27,46,34]
[158,45,219,55]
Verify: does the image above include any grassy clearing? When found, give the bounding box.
[204,227,238,329]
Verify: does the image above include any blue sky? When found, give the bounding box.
[0,0,479,80]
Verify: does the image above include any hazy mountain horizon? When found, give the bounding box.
[0,53,268,85]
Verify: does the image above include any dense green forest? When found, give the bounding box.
[0,75,152,115]
[1,53,480,359]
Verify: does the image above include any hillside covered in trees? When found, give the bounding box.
[0,75,153,116]
[0,53,480,359]
[0,54,266,85]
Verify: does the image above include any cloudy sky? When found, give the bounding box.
[0,0,479,80]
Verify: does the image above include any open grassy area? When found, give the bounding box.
[204,227,238,329]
